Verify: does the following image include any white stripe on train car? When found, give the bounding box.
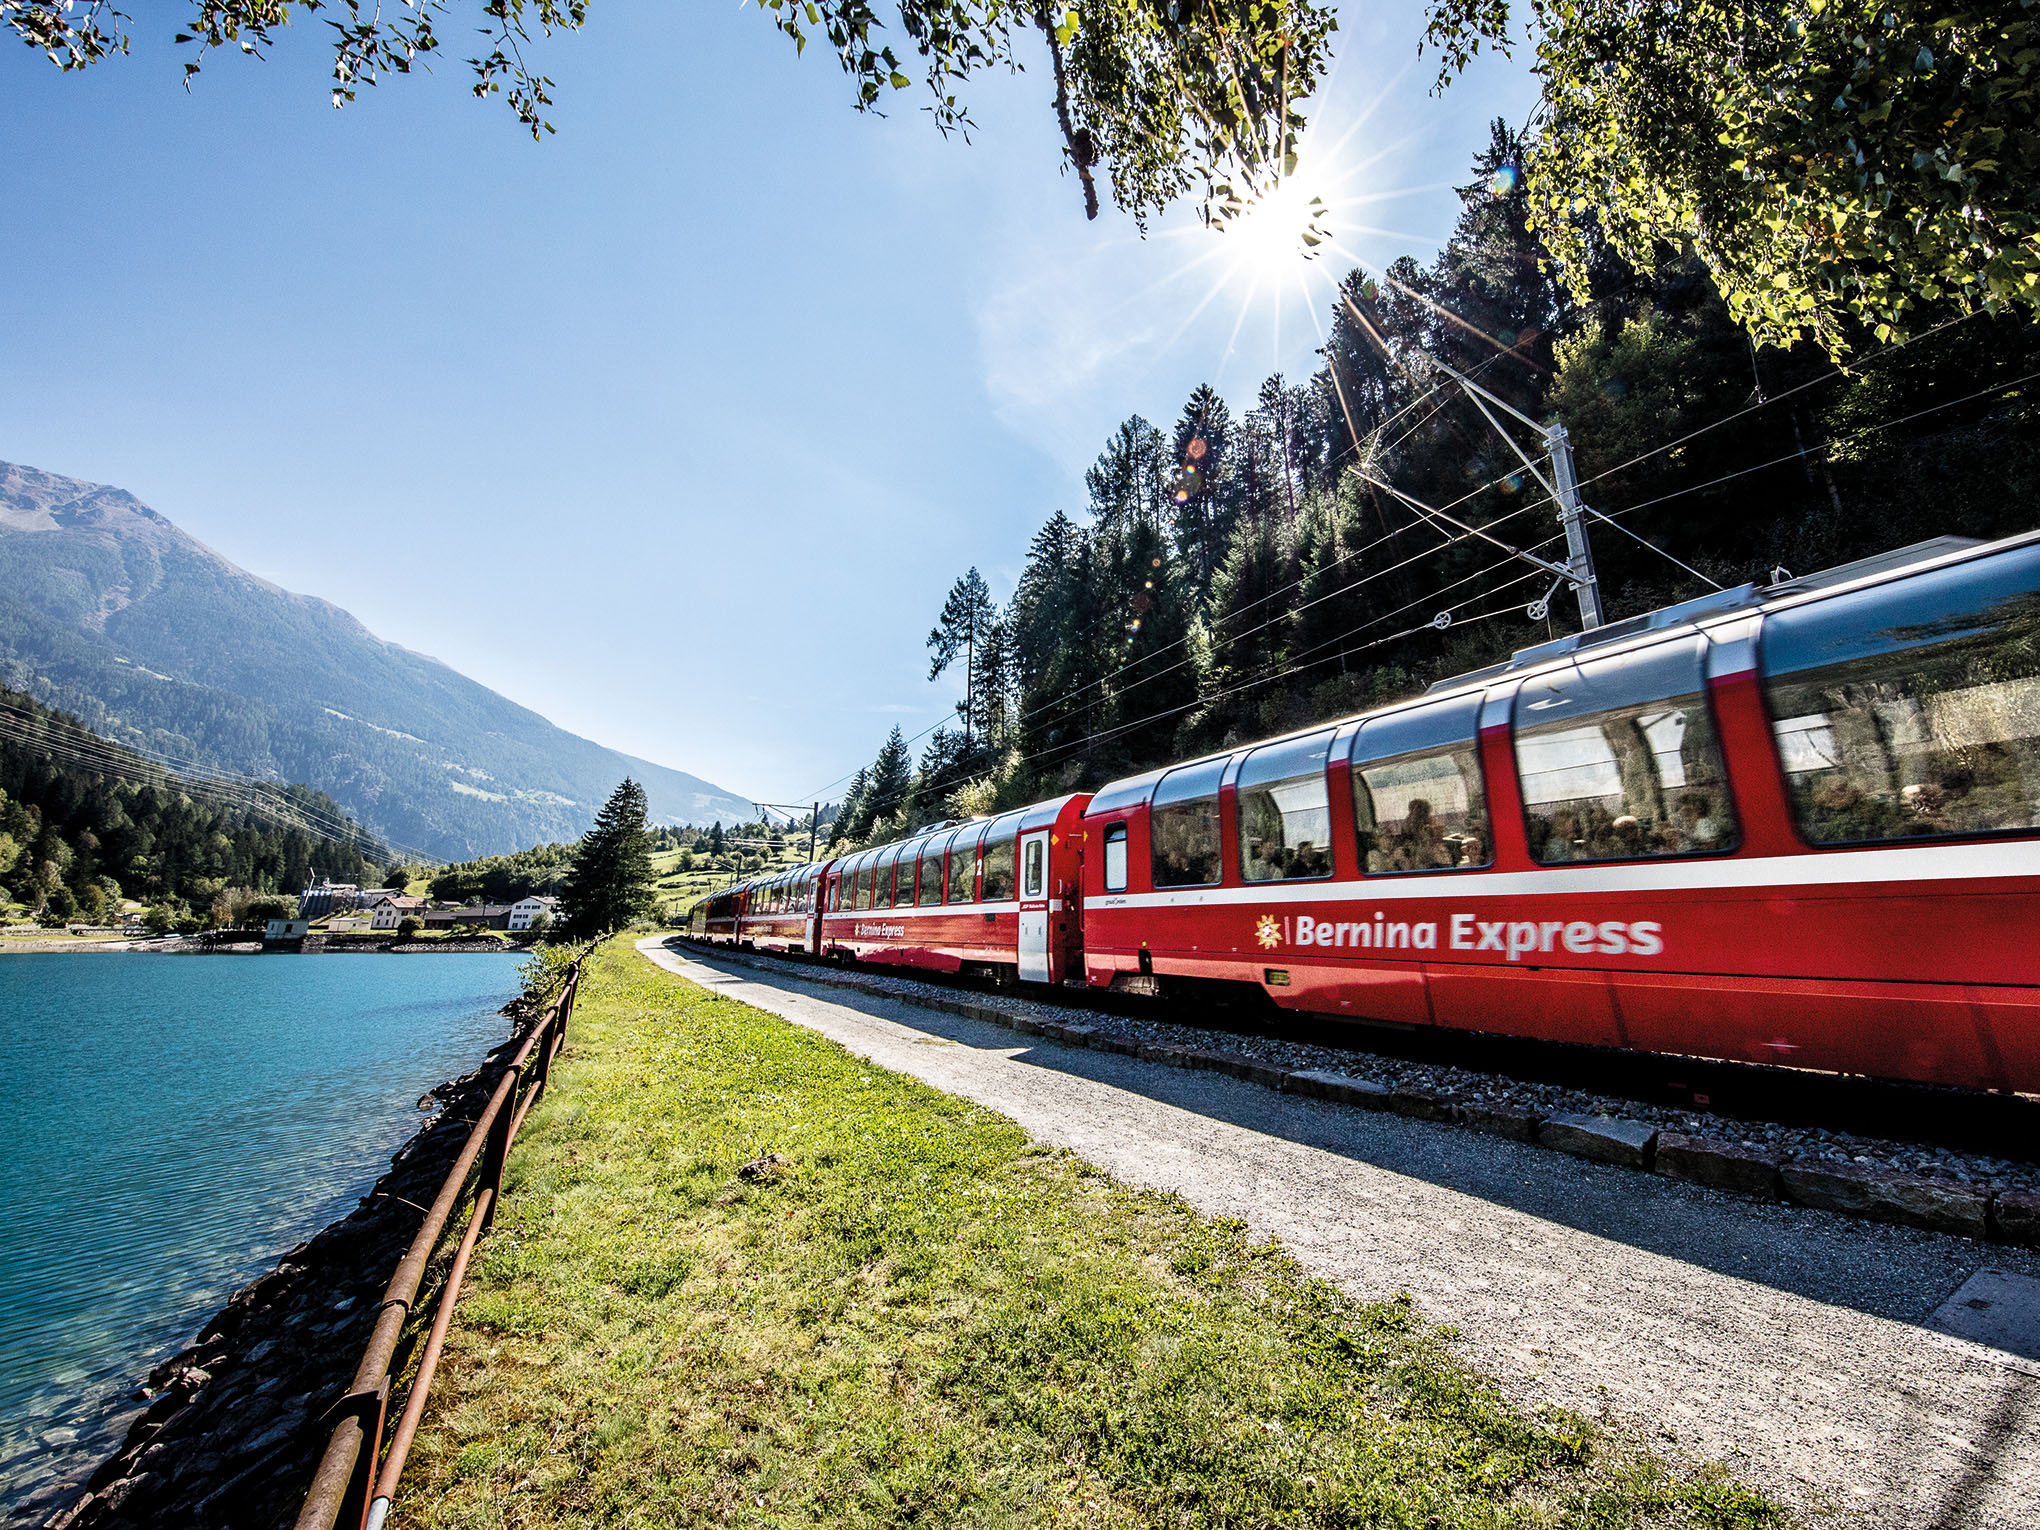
[1087,839,2035,911]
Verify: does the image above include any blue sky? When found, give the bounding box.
[0,1,1534,810]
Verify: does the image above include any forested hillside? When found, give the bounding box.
[0,686,379,926]
[0,462,754,859]
[831,121,2040,847]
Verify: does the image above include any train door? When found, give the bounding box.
[807,872,824,955]
[1018,829,1051,982]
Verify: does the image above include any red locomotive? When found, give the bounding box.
[689,531,2040,1094]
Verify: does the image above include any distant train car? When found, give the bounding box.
[1079,532,2040,1093]
[733,861,830,955]
[697,887,742,944]
[817,795,1090,984]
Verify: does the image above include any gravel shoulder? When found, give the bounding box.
[639,938,2040,1530]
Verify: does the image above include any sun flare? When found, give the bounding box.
[1213,170,1331,279]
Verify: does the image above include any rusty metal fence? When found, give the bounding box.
[295,960,581,1530]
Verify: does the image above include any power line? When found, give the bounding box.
[1595,363,2040,529]
[796,300,2004,818]
[866,551,1558,821]
[0,702,441,865]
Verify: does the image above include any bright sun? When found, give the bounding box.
[1214,170,1330,279]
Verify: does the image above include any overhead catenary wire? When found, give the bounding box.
[868,550,1560,821]
[1592,363,2040,530]
[797,299,2008,815]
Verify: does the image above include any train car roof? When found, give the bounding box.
[1083,527,2039,816]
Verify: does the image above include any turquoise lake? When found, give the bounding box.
[0,952,524,1521]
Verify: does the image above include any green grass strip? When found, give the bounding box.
[400,936,1789,1528]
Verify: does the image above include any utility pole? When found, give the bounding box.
[1356,357,1605,632]
[808,802,819,863]
[1544,422,1604,629]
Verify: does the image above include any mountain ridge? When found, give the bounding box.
[0,461,752,858]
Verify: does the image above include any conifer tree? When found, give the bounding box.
[558,779,658,939]
[927,569,998,751]
[866,727,914,828]
[1171,385,1235,591]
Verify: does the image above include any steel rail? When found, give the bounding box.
[295,963,579,1530]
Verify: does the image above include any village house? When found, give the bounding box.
[507,895,559,931]
[421,904,514,931]
[364,894,428,931]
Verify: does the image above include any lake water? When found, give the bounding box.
[0,952,525,1521]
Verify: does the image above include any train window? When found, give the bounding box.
[1023,838,1046,899]
[856,862,875,911]
[981,826,1017,901]
[917,842,944,905]
[945,828,975,902]
[1352,696,1490,872]
[1103,823,1129,892]
[1151,757,1225,887]
[1237,731,1335,881]
[1763,544,2040,843]
[1513,638,1738,862]
[876,852,902,909]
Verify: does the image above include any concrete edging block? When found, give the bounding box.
[1991,1190,2040,1248]
[1282,1070,1393,1108]
[1460,1103,1542,1142]
[1539,1113,1658,1170]
[1781,1161,1989,1239]
[1654,1134,1783,1200]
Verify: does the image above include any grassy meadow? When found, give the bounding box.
[396,936,1787,1529]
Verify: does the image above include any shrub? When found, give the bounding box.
[397,915,424,938]
[518,941,575,1005]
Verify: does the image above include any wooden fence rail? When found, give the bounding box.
[294,961,580,1530]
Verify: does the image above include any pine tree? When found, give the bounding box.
[926,568,998,751]
[557,778,658,939]
[1084,417,1169,537]
[865,727,913,828]
[1170,385,1235,591]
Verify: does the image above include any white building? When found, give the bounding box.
[507,895,560,931]
[365,894,428,931]
[264,917,311,942]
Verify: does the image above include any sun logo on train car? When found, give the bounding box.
[1255,915,1282,950]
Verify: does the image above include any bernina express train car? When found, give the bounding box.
[818,795,1090,984]
[697,887,742,943]
[1080,532,2040,1094]
[733,861,830,955]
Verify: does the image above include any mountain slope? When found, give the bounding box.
[0,462,752,858]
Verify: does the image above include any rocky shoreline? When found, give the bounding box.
[30,1003,541,1530]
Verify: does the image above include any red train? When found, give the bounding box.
[688,531,2040,1095]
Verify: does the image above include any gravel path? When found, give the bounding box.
[691,947,2039,1193]
[639,938,2040,1529]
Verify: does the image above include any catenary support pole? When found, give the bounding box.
[1544,422,1604,629]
